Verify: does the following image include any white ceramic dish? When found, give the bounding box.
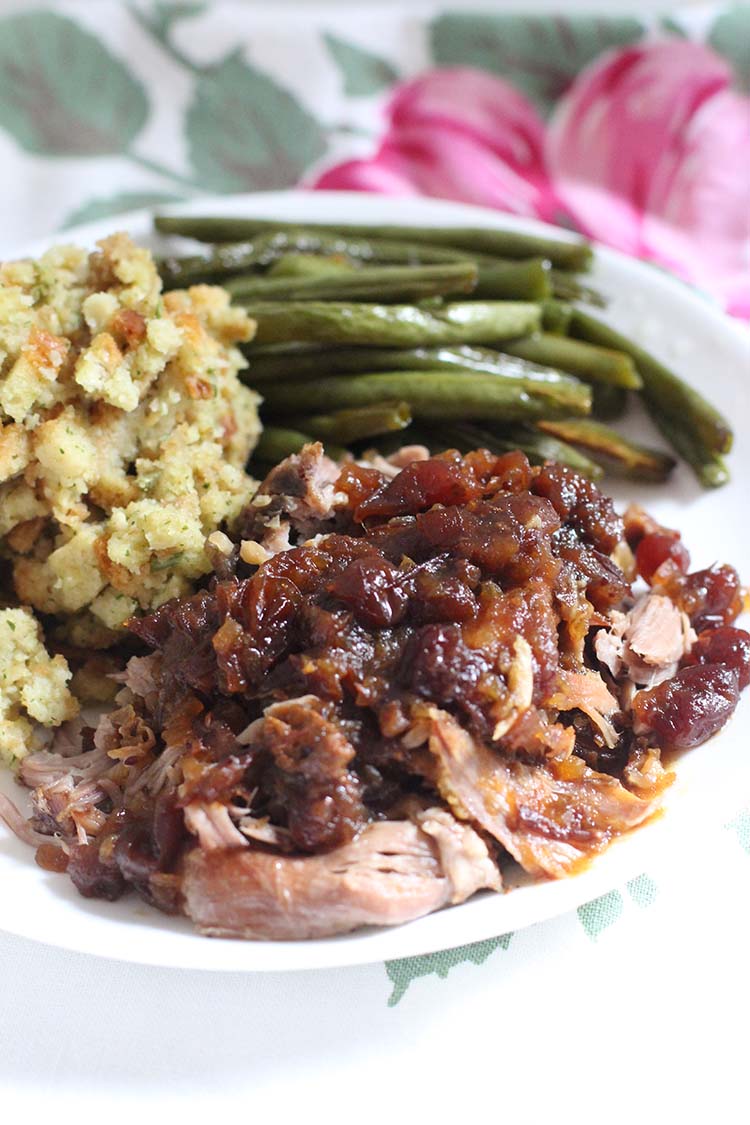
[1,190,748,972]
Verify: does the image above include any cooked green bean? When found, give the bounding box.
[157,240,267,287]
[285,401,411,444]
[267,253,355,279]
[540,299,573,335]
[536,418,676,482]
[646,406,729,488]
[549,270,606,307]
[568,307,733,456]
[244,300,542,349]
[228,263,478,305]
[591,384,627,421]
[253,426,316,463]
[260,371,590,422]
[472,259,551,301]
[154,211,731,489]
[154,215,592,270]
[159,227,483,281]
[244,343,585,389]
[157,230,442,287]
[501,333,641,389]
[252,351,589,412]
[428,421,604,480]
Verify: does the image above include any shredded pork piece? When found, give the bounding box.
[492,635,535,740]
[184,801,248,851]
[626,594,693,668]
[549,670,621,748]
[0,792,52,847]
[360,444,431,479]
[182,813,500,940]
[415,807,502,901]
[258,442,341,527]
[594,594,697,689]
[427,709,660,878]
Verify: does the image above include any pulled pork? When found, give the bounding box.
[3,446,749,939]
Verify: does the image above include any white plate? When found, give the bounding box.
[1,190,749,972]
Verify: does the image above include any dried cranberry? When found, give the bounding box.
[405,557,478,624]
[635,532,690,584]
[355,456,477,521]
[406,624,488,704]
[553,527,630,611]
[336,462,386,511]
[532,463,624,553]
[328,557,408,628]
[633,663,740,751]
[684,626,750,690]
[663,564,743,631]
[623,504,662,550]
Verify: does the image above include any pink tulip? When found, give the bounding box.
[546,41,750,314]
[314,67,559,222]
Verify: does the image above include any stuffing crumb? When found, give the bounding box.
[0,233,261,644]
[0,607,78,766]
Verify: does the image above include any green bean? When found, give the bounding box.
[157,233,297,287]
[501,333,642,389]
[228,263,478,305]
[253,352,589,412]
[427,421,604,480]
[154,215,592,270]
[243,343,584,389]
[244,300,542,349]
[159,226,482,280]
[267,253,355,279]
[285,401,411,444]
[568,307,733,456]
[259,372,590,422]
[592,384,628,421]
[472,259,551,301]
[540,299,573,335]
[253,426,316,463]
[549,270,606,307]
[536,418,676,482]
[646,406,730,489]
[157,230,439,287]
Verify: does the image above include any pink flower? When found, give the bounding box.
[314,67,559,222]
[546,41,750,315]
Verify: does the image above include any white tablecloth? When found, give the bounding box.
[3,823,749,1117]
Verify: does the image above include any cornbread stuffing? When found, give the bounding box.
[0,233,260,649]
[0,608,78,766]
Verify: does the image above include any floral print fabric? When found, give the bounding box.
[0,2,747,317]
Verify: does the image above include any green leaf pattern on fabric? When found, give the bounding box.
[578,873,659,939]
[62,191,184,229]
[141,1,206,41]
[577,890,624,939]
[627,873,659,909]
[186,51,327,192]
[708,5,750,93]
[324,32,398,96]
[726,809,750,854]
[0,11,149,155]
[430,14,644,115]
[385,933,512,1005]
